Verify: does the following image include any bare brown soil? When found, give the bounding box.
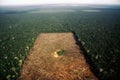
[18,32,98,80]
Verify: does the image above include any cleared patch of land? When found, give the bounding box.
[18,32,98,80]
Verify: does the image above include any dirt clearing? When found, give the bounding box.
[18,32,98,80]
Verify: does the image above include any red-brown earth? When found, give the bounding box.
[18,33,98,80]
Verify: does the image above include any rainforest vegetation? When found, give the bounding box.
[0,5,120,80]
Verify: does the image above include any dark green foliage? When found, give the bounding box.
[0,5,120,80]
[57,50,65,56]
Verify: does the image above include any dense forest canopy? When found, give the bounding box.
[0,5,120,80]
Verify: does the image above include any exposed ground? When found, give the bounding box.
[18,32,98,80]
